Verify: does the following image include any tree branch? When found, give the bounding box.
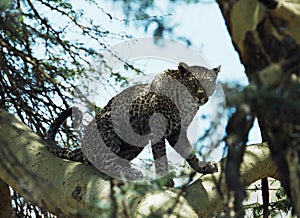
[0,110,278,217]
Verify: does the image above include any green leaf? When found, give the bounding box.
[0,0,11,12]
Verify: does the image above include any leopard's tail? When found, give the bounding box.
[46,107,87,163]
[46,108,73,147]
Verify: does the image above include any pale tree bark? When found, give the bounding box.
[0,109,278,217]
[216,0,300,216]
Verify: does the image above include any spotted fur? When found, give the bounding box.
[46,62,220,185]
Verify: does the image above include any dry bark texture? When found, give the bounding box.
[0,109,278,217]
[217,0,300,215]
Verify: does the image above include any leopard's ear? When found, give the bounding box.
[212,65,221,74]
[178,62,189,75]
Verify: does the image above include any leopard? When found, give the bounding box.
[46,62,220,186]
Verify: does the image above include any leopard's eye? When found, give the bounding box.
[203,76,213,82]
[188,77,198,87]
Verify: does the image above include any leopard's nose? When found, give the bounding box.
[193,95,208,105]
[199,96,208,105]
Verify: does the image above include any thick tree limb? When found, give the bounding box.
[135,143,277,217]
[0,110,277,217]
[0,109,113,216]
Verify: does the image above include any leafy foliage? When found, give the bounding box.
[244,186,291,217]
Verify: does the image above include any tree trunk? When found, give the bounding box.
[0,179,13,218]
[216,0,300,215]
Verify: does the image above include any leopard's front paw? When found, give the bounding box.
[200,161,218,174]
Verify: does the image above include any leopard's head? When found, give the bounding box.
[178,62,220,105]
